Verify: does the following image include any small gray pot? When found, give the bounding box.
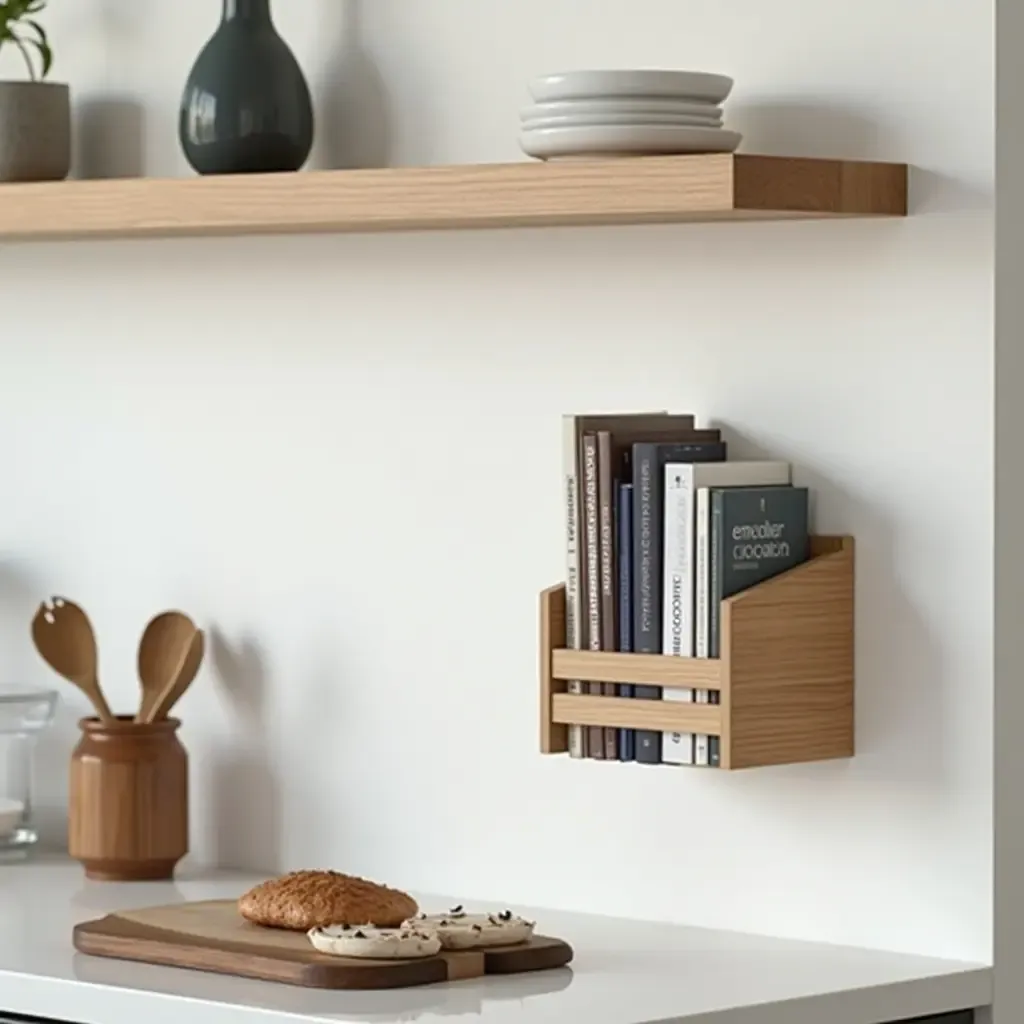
[0,81,71,183]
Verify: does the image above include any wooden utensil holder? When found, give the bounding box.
[540,536,855,770]
[69,716,188,880]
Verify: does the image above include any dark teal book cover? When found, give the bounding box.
[708,486,810,664]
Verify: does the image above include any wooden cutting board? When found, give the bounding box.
[73,900,574,990]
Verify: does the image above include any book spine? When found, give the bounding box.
[562,416,586,758]
[661,465,694,766]
[694,698,710,766]
[632,443,662,764]
[694,488,711,658]
[708,700,720,767]
[662,466,694,657]
[696,487,717,766]
[582,434,604,759]
[689,484,709,761]
[709,489,724,660]
[617,482,635,761]
[597,433,618,760]
[692,485,708,770]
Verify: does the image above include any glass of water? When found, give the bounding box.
[0,688,57,859]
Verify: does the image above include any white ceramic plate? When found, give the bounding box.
[522,111,724,130]
[522,97,724,120]
[519,124,742,160]
[529,69,734,104]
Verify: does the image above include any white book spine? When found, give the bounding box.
[695,487,711,659]
[661,464,695,766]
[562,416,585,758]
[693,495,710,713]
[694,693,710,766]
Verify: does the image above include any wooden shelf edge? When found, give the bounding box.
[0,156,909,243]
[552,694,723,735]
[733,157,907,217]
[551,648,723,689]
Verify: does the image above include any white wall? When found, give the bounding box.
[0,0,993,961]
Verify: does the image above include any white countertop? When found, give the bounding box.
[0,856,991,1024]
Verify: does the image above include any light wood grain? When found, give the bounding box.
[540,586,568,754]
[538,535,855,770]
[722,536,855,769]
[69,718,188,880]
[552,648,722,689]
[136,612,198,724]
[31,599,114,724]
[0,156,908,242]
[73,900,574,990]
[552,694,722,734]
[731,157,907,216]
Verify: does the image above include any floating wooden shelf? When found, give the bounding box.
[0,155,907,243]
[540,536,855,770]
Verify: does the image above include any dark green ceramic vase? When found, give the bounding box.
[179,0,314,175]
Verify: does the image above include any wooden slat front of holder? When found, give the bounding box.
[552,649,722,689]
[552,694,722,735]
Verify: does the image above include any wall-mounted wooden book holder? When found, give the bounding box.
[540,536,854,770]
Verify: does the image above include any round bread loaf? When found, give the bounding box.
[238,870,419,930]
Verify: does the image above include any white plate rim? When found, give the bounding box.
[522,112,724,129]
[521,97,724,120]
[529,69,735,103]
[519,124,742,157]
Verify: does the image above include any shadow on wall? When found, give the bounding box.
[716,423,953,793]
[728,99,991,214]
[74,96,146,179]
[728,100,891,161]
[312,0,392,170]
[208,630,282,872]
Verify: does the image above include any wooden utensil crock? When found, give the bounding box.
[69,716,188,881]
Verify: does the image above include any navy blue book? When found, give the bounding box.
[632,440,727,764]
[616,481,635,762]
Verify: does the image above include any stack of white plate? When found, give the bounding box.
[520,69,740,161]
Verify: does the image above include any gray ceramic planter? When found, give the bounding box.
[0,82,71,183]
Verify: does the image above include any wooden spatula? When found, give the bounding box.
[143,628,204,724]
[136,612,199,724]
[31,597,115,724]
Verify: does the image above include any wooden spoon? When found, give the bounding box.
[31,597,115,724]
[143,628,205,724]
[136,612,199,724]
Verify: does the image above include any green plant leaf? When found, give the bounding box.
[7,31,36,80]
[23,19,50,76]
[15,33,49,79]
[0,0,51,80]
